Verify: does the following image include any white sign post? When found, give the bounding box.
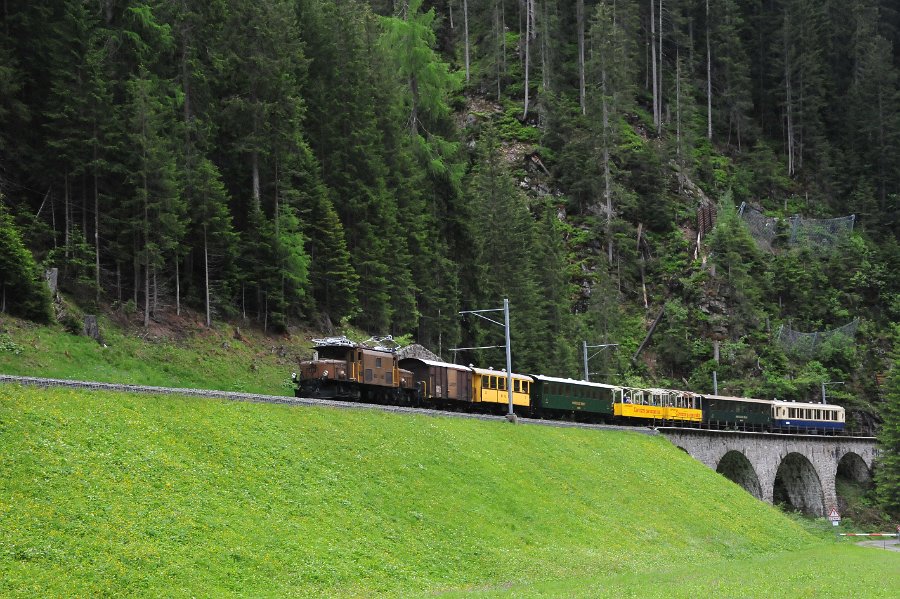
[829,507,841,527]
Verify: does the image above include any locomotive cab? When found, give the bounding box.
[295,336,412,402]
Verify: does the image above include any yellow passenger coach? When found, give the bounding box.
[471,367,531,407]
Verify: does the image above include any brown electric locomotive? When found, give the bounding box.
[293,337,415,403]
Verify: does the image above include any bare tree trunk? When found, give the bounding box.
[176,256,181,316]
[783,12,794,176]
[134,239,140,306]
[651,0,659,130]
[142,159,150,327]
[204,226,211,327]
[523,0,533,119]
[645,24,650,89]
[495,3,502,101]
[81,174,87,236]
[252,150,260,209]
[409,73,419,135]
[64,172,70,259]
[116,262,121,303]
[153,266,158,316]
[94,162,100,304]
[577,0,586,115]
[274,159,280,237]
[143,259,150,327]
[501,1,506,74]
[1,284,5,313]
[878,87,886,206]
[797,63,804,172]
[51,189,57,248]
[463,0,470,84]
[540,0,550,93]
[658,0,663,129]
[689,15,694,69]
[602,71,613,265]
[676,49,682,159]
[706,0,712,139]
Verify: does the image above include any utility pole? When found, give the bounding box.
[821,381,844,405]
[456,299,515,419]
[582,342,620,381]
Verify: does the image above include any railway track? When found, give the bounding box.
[0,374,658,435]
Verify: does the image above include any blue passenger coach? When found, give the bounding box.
[771,400,845,432]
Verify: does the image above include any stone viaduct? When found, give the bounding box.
[657,428,878,517]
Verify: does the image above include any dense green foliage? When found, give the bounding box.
[0,203,52,323]
[3,384,881,596]
[1,1,899,508]
[876,331,900,517]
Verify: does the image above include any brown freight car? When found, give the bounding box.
[398,358,473,405]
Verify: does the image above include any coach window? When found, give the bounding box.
[514,380,520,393]
[375,358,382,368]
[365,369,373,382]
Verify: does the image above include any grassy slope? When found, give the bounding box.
[463,544,900,598]
[4,386,896,598]
[0,314,302,395]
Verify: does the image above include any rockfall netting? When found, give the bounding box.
[738,202,855,251]
[776,319,859,359]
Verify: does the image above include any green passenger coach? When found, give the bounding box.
[700,394,772,430]
[530,375,618,419]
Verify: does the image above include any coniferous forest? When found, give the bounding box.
[1,2,900,510]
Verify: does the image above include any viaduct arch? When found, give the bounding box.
[659,428,877,516]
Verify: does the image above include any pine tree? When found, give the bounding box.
[587,0,639,264]
[126,69,186,326]
[302,191,360,325]
[184,156,238,326]
[531,204,579,375]
[875,334,900,518]
[774,0,829,176]
[0,199,53,323]
[42,0,118,303]
[466,124,543,372]
[706,192,765,336]
[846,8,900,219]
[709,0,754,149]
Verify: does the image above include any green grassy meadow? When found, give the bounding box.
[3,385,897,597]
[459,544,900,597]
[0,314,302,394]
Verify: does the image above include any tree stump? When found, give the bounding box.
[44,268,59,297]
[83,315,103,344]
